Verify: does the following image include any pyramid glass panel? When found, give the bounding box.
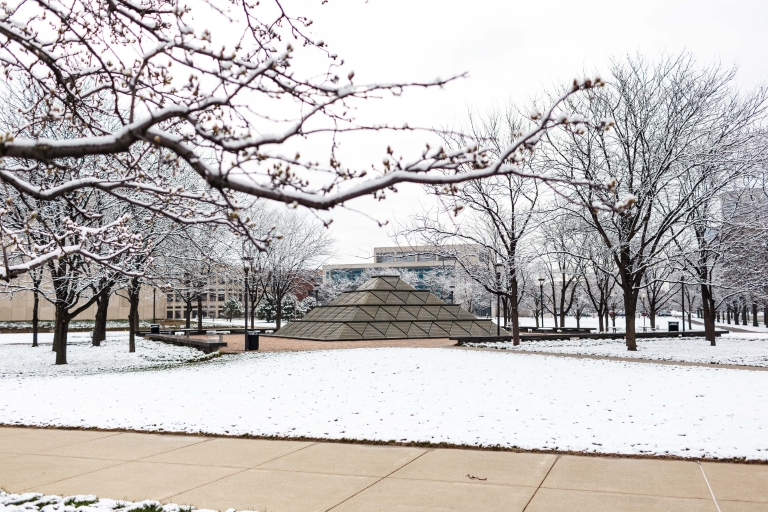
[271,275,503,341]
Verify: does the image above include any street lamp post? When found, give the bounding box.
[538,278,545,328]
[681,281,686,333]
[242,256,253,349]
[494,264,502,336]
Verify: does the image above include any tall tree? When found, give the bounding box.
[544,53,767,350]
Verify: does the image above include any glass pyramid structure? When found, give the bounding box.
[273,275,501,341]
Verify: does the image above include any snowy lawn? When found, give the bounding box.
[467,333,768,367]
[0,333,215,378]
[1,347,767,460]
[0,320,155,332]
[0,491,250,512]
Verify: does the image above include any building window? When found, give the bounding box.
[218,293,225,301]
[166,310,173,319]
[376,252,394,263]
[174,310,181,319]
[166,294,173,303]
[396,253,415,262]
[418,253,436,262]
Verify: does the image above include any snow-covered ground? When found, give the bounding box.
[488,314,679,332]
[0,320,155,332]
[468,332,768,367]
[0,491,245,512]
[1,347,767,460]
[0,333,213,378]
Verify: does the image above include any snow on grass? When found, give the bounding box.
[0,333,214,378]
[0,320,155,332]
[467,333,768,367]
[1,347,767,460]
[0,490,253,512]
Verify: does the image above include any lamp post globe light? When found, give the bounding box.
[538,277,545,328]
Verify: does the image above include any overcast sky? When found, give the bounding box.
[282,0,768,264]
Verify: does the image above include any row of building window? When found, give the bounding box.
[167,293,242,303]
[166,308,227,319]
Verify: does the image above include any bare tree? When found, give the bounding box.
[0,0,613,282]
[543,53,767,350]
[258,208,333,330]
[539,214,584,328]
[399,106,550,344]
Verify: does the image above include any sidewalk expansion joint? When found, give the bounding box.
[699,461,722,512]
[325,450,430,511]
[522,454,559,511]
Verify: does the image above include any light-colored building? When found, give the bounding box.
[0,284,164,323]
[321,245,466,284]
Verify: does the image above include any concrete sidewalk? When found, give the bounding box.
[1,428,766,511]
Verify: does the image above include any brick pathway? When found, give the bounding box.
[0,427,765,511]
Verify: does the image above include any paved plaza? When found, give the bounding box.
[0,427,766,511]
[218,334,456,353]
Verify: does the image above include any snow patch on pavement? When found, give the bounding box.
[1,348,767,460]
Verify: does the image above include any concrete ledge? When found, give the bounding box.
[145,334,226,354]
[518,330,727,342]
[451,335,514,345]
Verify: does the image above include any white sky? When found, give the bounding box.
[280,0,768,264]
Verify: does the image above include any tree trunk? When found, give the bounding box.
[183,300,190,329]
[93,287,111,347]
[623,288,638,351]
[128,278,141,353]
[31,289,40,348]
[649,305,656,330]
[509,276,520,345]
[597,309,604,332]
[275,296,283,330]
[559,276,567,328]
[742,304,747,325]
[53,304,70,365]
[752,304,758,327]
[701,284,716,346]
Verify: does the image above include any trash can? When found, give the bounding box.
[668,321,679,332]
[150,324,160,334]
[246,331,259,351]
